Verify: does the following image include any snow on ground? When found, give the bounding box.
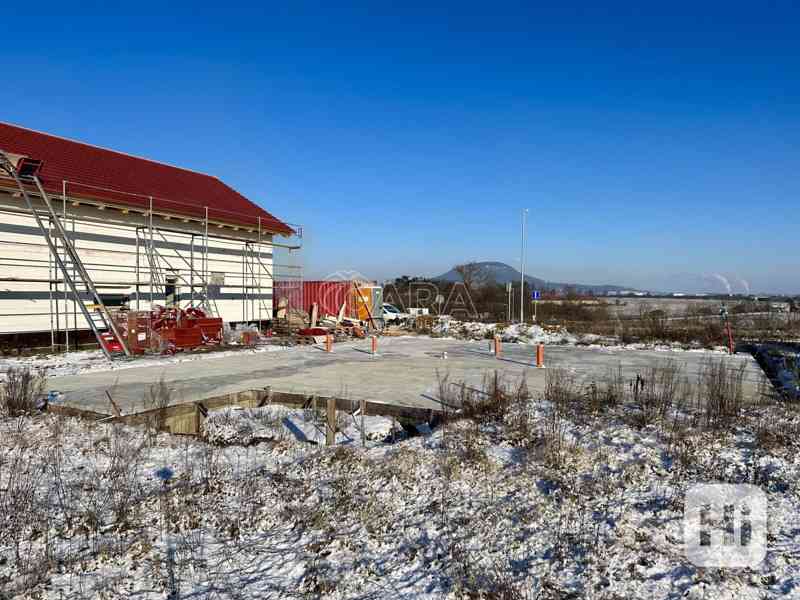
[582,341,731,354]
[0,343,289,379]
[2,364,799,599]
[433,319,732,354]
[433,319,576,345]
[202,405,400,446]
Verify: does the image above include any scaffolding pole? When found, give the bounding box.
[62,182,69,350]
[71,215,77,349]
[148,197,153,307]
[241,242,246,322]
[204,206,209,313]
[190,234,195,307]
[48,215,54,351]
[135,226,140,310]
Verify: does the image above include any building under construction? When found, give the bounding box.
[0,122,302,355]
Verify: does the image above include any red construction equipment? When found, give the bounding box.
[110,306,223,355]
[297,327,330,337]
[99,331,124,354]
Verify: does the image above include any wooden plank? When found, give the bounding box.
[326,397,336,446]
[353,281,379,330]
[337,302,346,323]
[105,390,122,417]
[360,398,366,447]
[257,386,273,407]
[266,390,440,421]
[55,386,440,436]
[47,404,109,420]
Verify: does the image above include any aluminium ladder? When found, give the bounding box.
[0,151,131,359]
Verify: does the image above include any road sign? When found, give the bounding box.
[532,290,541,301]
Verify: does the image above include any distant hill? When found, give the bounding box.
[434,261,633,294]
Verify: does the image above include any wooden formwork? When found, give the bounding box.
[47,388,440,437]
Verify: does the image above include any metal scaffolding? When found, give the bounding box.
[0,178,303,352]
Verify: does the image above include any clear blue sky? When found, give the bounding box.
[3,2,798,293]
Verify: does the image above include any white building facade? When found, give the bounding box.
[0,123,298,349]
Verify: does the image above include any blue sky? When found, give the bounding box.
[2,2,798,293]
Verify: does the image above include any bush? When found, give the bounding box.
[699,357,746,431]
[543,367,582,410]
[143,375,172,430]
[460,371,529,423]
[629,359,689,428]
[0,367,45,416]
[586,366,626,413]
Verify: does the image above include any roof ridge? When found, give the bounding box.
[0,121,216,179]
[0,121,293,234]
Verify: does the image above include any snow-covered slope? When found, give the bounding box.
[2,374,797,598]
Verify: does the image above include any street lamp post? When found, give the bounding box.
[506,281,512,322]
[520,208,528,323]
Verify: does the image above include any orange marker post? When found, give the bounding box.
[536,343,544,367]
[325,334,333,353]
[494,335,502,358]
[371,335,378,355]
[725,322,735,355]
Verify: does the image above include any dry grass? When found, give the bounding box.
[698,357,746,430]
[629,359,691,428]
[444,356,779,475]
[460,371,531,423]
[143,375,172,431]
[0,367,46,417]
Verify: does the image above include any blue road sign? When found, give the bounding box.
[532,290,541,300]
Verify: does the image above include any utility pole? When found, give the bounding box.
[520,208,528,323]
[506,282,512,322]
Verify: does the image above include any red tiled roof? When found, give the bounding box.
[0,122,292,235]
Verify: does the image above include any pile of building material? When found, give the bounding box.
[271,292,376,346]
[291,314,369,345]
[226,323,269,346]
[413,314,436,333]
[108,305,223,355]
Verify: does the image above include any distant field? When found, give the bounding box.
[607,297,740,316]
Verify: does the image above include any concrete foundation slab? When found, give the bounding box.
[48,337,768,416]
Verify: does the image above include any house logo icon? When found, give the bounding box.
[684,484,767,568]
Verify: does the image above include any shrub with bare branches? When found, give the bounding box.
[699,357,746,431]
[143,375,172,431]
[629,359,690,428]
[0,367,45,417]
[459,371,530,423]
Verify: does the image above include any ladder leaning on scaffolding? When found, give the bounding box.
[0,151,131,359]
